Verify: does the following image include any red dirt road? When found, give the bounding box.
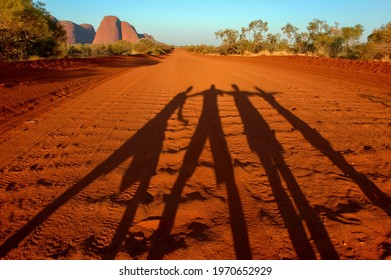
[0,50,390,260]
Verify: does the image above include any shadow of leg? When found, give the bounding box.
[230,85,339,259]
[147,117,208,259]
[208,110,252,260]
[148,85,252,259]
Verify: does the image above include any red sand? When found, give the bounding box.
[0,51,390,260]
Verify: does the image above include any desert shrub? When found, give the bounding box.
[90,44,110,56]
[132,39,172,55]
[368,22,391,60]
[216,45,228,55]
[152,48,166,55]
[79,44,93,57]
[185,45,220,55]
[348,43,375,60]
[185,45,195,52]
[133,39,155,53]
[145,48,165,55]
[62,40,172,59]
[237,39,255,54]
[202,45,218,55]
[66,45,82,57]
[61,44,94,58]
[264,33,281,54]
[109,40,133,55]
[329,36,344,58]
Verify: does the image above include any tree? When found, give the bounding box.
[307,19,330,38]
[292,32,311,54]
[307,19,331,55]
[281,23,299,46]
[368,22,391,60]
[265,33,281,53]
[0,0,66,60]
[247,19,268,51]
[215,29,239,54]
[240,27,247,40]
[341,24,364,57]
[328,36,344,58]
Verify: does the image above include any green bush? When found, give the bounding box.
[109,40,133,55]
[66,45,82,57]
[90,44,109,56]
[0,0,66,61]
[132,39,173,55]
[61,39,173,59]
[133,39,155,53]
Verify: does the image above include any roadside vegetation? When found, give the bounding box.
[1,1,388,61]
[0,0,173,61]
[0,0,66,60]
[62,39,173,58]
[185,19,391,60]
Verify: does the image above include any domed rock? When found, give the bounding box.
[121,21,139,43]
[141,33,155,41]
[59,21,96,44]
[59,21,78,44]
[79,24,96,44]
[93,16,122,44]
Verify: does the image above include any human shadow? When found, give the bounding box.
[255,87,391,217]
[227,84,339,259]
[147,85,252,260]
[0,86,193,259]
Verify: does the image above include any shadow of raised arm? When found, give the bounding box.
[177,86,193,125]
[254,86,391,215]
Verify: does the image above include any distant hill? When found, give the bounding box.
[92,16,122,44]
[59,21,96,44]
[58,15,155,44]
[121,21,140,43]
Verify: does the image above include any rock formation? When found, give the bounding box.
[92,16,122,44]
[59,21,96,44]
[79,24,96,44]
[142,33,153,40]
[58,15,155,45]
[120,21,139,43]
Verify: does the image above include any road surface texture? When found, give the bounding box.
[0,50,390,259]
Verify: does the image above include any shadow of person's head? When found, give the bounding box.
[232,84,240,92]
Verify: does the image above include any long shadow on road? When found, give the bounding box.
[227,84,339,260]
[0,86,192,259]
[255,86,391,217]
[147,85,252,260]
[2,83,387,260]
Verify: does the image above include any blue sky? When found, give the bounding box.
[43,0,391,45]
